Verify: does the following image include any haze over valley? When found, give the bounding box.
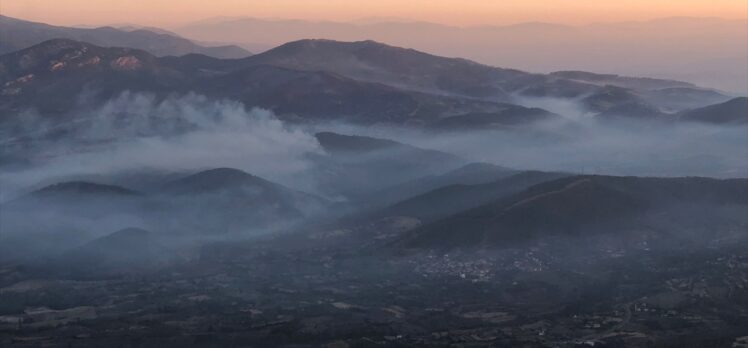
[1,4,747,347]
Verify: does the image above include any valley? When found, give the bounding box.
[0,11,747,347]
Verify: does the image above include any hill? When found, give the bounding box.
[55,228,167,275]
[679,97,748,124]
[0,15,250,58]
[0,39,192,116]
[0,39,559,129]
[159,168,327,232]
[364,162,519,208]
[175,17,748,93]
[3,180,144,221]
[29,181,139,197]
[0,38,737,132]
[310,132,465,199]
[372,171,567,223]
[399,175,748,249]
[238,39,523,100]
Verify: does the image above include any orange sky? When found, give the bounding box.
[2,0,747,27]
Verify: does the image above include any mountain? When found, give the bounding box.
[399,175,748,249]
[10,181,141,207]
[0,39,560,129]
[236,38,655,109]
[0,170,327,258]
[234,38,713,117]
[159,168,327,231]
[549,70,695,90]
[0,38,736,132]
[0,180,143,262]
[201,64,544,125]
[315,132,459,161]
[237,39,523,100]
[0,181,146,254]
[176,17,747,93]
[56,227,167,274]
[5,181,144,217]
[311,132,465,199]
[235,39,733,115]
[678,97,748,124]
[29,181,139,197]
[161,167,318,200]
[0,15,251,58]
[316,131,407,154]
[643,87,732,112]
[552,71,731,112]
[370,170,568,223]
[430,108,556,129]
[431,162,518,184]
[73,227,155,260]
[364,162,519,208]
[0,39,192,116]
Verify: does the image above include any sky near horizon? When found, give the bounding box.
[2,0,747,27]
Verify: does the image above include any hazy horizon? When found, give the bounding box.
[4,0,747,28]
[3,14,747,93]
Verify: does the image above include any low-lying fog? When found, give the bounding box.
[2,92,746,201]
[314,97,748,180]
[336,115,748,178]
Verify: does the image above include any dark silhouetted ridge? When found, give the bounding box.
[315,132,402,154]
[679,97,748,124]
[160,167,277,194]
[399,175,748,249]
[32,181,139,197]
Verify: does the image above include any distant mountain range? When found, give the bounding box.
[0,38,740,134]
[0,15,251,58]
[237,39,734,113]
[174,16,748,93]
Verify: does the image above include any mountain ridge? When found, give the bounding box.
[398,175,748,249]
[0,15,251,58]
[0,38,739,131]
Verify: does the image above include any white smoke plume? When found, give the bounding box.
[0,92,322,199]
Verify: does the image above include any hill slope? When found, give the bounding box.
[0,38,735,131]
[310,132,465,199]
[364,162,519,208]
[679,97,748,124]
[399,175,748,248]
[372,171,568,223]
[0,39,558,128]
[238,39,728,115]
[55,228,168,274]
[159,168,327,232]
[0,15,250,58]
